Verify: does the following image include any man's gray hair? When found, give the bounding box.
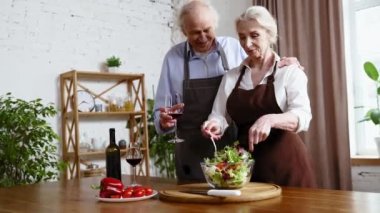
[178,0,219,31]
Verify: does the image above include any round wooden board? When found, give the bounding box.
[159,182,281,203]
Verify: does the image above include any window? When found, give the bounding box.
[343,0,380,156]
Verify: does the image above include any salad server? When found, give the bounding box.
[180,189,241,197]
[210,136,217,155]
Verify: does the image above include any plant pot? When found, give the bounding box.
[108,67,119,73]
[374,137,380,156]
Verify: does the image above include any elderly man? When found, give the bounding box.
[154,0,297,183]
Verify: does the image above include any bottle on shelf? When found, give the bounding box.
[105,128,121,180]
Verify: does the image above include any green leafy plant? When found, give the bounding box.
[0,93,65,187]
[106,56,122,67]
[146,99,176,179]
[359,61,380,125]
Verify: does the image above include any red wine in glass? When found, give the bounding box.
[126,145,142,186]
[165,93,184,143]
[126,158,142,167]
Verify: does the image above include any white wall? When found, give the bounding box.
[0,0,173,101]
[212,0,252,38]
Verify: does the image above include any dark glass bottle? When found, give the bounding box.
[105,128,121,180]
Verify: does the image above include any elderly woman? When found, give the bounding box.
[201,6,316,187]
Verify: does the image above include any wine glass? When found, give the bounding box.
[126,143,143,186]
[165,94,184,143]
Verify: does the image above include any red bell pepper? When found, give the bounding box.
[100,177,124,190]
[98,177,124,198]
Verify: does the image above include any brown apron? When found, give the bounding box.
[226,63,316,187]
[175,44,237,184]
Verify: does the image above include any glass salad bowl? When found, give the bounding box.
[201,142,254,189]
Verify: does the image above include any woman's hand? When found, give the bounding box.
[248,114,273,151]
[201,120,222,140]
[159,103,184,130]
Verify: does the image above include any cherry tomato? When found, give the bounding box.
[216,162,226,170]
[144,187,153,196]
[124,186,134,192]
[133,188,146,197]
[122,188,133,198]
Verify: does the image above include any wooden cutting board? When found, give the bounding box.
[159,182,281,203]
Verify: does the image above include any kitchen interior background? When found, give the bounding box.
[0,0,378,192]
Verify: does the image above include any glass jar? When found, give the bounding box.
[124,94,134,112]
[116,96,124,112]
[108,94,117,112]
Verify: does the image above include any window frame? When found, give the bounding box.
[343,0,380,156]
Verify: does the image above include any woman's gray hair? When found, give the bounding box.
[236,6,278,45]
[178,0,219,31]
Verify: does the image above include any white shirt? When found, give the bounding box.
[208,54,312,134]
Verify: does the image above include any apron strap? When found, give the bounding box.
[233,60,278,90]
[184,44,191,81]
[234,66,247,90]
[183,42,229,81]
[267,61,278,83]
[217,45,230,71]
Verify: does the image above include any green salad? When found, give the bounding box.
[202,142,254,189]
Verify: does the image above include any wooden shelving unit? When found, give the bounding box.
[59,70,150,179]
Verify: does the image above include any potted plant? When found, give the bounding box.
[106,56,122,72]
[359,61,380,155]
[0,93,65,187]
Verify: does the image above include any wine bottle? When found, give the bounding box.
[105,128,121,180]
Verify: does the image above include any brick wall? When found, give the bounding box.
[0,0,173,101]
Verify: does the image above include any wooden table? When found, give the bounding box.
[0,175,379,213]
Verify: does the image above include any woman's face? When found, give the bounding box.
[236,19,271,60]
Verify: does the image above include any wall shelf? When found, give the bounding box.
[59,70,150,179]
